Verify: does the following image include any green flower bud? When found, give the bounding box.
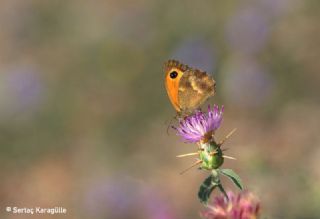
[199,141,224,170]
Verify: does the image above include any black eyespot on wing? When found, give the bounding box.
[170,71,178,79]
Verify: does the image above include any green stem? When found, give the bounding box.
[211,169,229,201]
[218,184,229,201]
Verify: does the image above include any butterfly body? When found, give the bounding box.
[164,60,216,116]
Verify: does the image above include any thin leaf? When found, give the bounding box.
[219,169,243,190]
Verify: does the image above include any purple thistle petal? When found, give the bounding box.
[174,105,224,143]
[201,191,260,219]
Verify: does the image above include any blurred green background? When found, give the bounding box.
[0,0,320,218]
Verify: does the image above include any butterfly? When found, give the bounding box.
[164,60,216,116]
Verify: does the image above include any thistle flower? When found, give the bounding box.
[201,191,260,219]
[175,105,224,143]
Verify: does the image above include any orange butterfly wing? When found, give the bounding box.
[164,60,188,113]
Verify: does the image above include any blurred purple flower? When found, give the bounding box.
[8,68,43,108]
[222,57,274,108]
[201,191,260,219]
[0,66,44,118]
[174,105,223,143]
[142,188,174,219]
[226,6,269,54]
[258,0,290,17]
[171,37,216,73]
[83,178,174,219]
